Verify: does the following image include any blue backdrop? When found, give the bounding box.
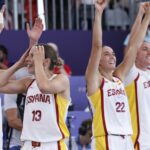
[0,30,128,75]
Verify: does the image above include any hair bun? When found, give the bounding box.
[55,57,64,66]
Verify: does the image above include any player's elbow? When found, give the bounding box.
[7,119,17,128]
[0,81,7,87]
[92,44,102,51]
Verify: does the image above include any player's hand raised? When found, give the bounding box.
[27,18,43,43]
[143,2,150,15]
[95,0,107,13]
[139,3,146,15]
[17,48,30,68]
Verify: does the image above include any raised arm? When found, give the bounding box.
[26,17,43,47]
[128,3,145,46]
[0,18,42,86]
[0,48,33,94]
[85,0,107,95]
[124,3,145,52]
[114,2,150,81]
[0,48,30,85]
[32,45,70,99]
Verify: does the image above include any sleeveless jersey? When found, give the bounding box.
[88,77,133,137]
[126,67,150,148]
[21,75,70,142]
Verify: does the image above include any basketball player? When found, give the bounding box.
[125,41,150,150]
[3,17,43,150]
[0,44,71,150]
[124,4,150,150]
[85,1,150,150]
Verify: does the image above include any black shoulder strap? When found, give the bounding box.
[16,93,26,121]
[16,93,26,107]
[6,126,13,150]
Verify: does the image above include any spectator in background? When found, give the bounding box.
[24,0,37,25]
[107,0,129,14]
[48,0,71,29]
[76,119,92,150]
[0,45,9,69]
[4,67,30,150]
[119,0,129,15]
[66,119,92,150]
[105,0,129,30]
[78,0,95,30]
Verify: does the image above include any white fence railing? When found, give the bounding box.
[4,0,143,30]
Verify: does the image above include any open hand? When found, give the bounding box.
[27,18,43,42]
[17,48,30,68]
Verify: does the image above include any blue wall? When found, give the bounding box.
[0,30,128,75]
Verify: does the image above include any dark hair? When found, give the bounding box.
[78,119,92,136]
[0,45,8,57]
[37,43,59,70]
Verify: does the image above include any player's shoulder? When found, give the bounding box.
[54,73,69,82]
